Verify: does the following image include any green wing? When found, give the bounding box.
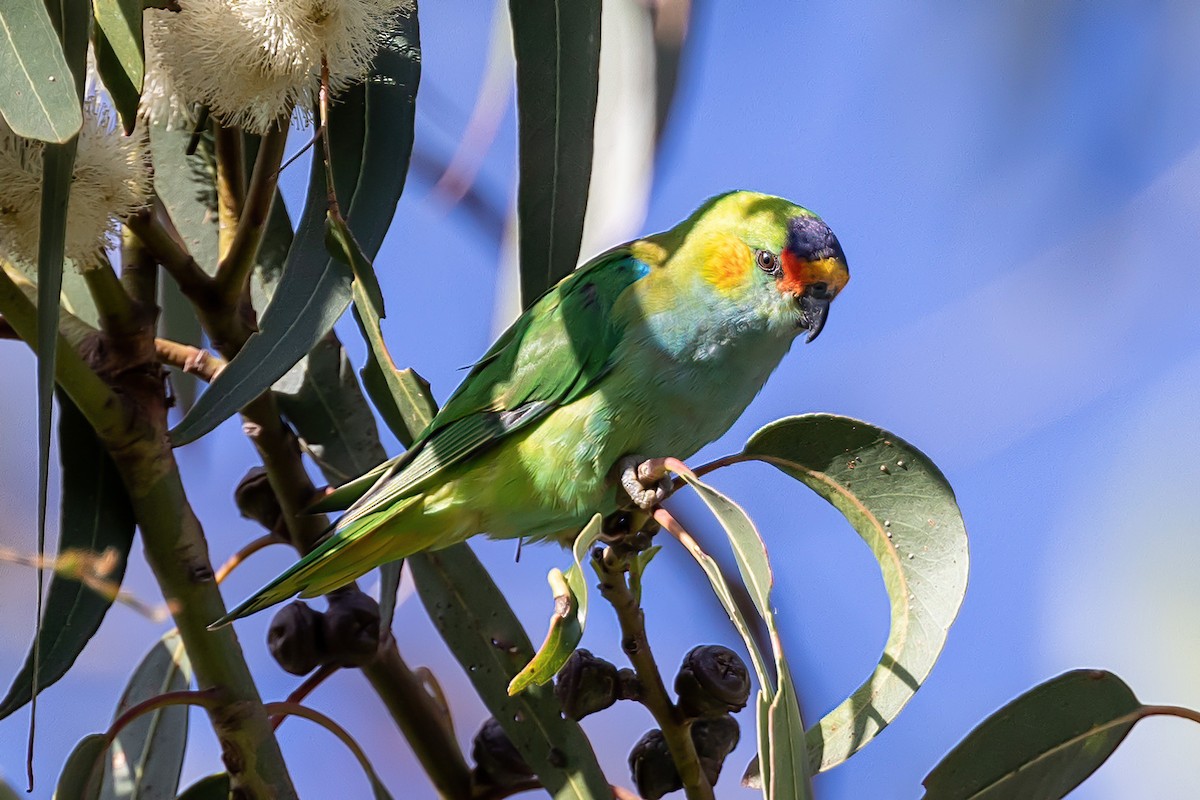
[335,248,650,528]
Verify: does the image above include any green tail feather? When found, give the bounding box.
[209,523,365,629]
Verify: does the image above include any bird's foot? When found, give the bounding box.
[618,455,675,511]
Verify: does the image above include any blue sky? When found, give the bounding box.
[3,2,1200,798]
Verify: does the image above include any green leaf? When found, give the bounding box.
[0,2,83,142]
[169,9,420,445]
[0,394,135,719]
[151,122,215,410]
[32,0,88,749]
[101,632,193,800]
[739,414,969,772]
[91,0,143,133]
[676,472,812,800]
[410,545,610,799]
[508,0,602,307]
[923,670,1142,800]
[54,733,108,800]
[508,514,603,695]
[324,211,433,448]
[0,778,20,800]
[274,331,388,485]
[174,774,230,800]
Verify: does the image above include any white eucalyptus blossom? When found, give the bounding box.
[0,102,150,272]
[147,0,407,134]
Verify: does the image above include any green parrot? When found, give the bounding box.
[214,190,849,626]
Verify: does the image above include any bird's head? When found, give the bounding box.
[680,191,850,342]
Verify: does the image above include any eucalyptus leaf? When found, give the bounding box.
[174,774,230,800]
[508,514,603,694]
[0,394,135,719]
[410,545,610,799]
[0,2,83,142]
[739,414,969,772]
[101,632,193,800]
[170,9,420,445]
[676,472,812,800]
[91,0,143,133]
[508,0,602,306]
[54,733,107,800]
[923,670,1141,800]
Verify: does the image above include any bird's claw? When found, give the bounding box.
[618,456,674,511]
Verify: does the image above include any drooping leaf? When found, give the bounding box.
[54,733,108,800]
[508,514,603,694]
[29,4,87,763]
[169,8,420,445]
[324,211,431,448]
[676,473,812,800]
[174,774,230,800]
[508,0,602,307]
[0,2,83,142]
[91,0,144,133]
[101,632,193,800]
[274,331,388,485]
[0,394,135,719]
[151,122,216,410]
[739,414,969,772]
[410,545,610,799]
[923,670,1142,800]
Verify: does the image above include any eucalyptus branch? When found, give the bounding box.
[597,547,714,800]
[215,125,246,257]
[214,533,288,583]
[363,642,473,799]
[155,338,226,382]
[215,124,288,302]
[81,255,145,340]
[262,701,389,793]
[126,196,216,306]
[120,226,158,309]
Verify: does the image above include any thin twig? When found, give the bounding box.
[126,197,216,305]
[597,543,714,800]
[214,125,245,260]
[81,256,144,340]
[271,664,340,731]
[319,57,340,218]
[215,123,289,302]
[214,533,287,583]
[108,689,222,742]
[155,337,226,383]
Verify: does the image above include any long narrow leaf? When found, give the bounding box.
[170,8,421,445]
[91,0,143,133]
[509,0,602,307]
[739,414,969,772]
[410,546,610,799]
[0,394,135,719]
[101,633,192,800]
[0,2,83,142]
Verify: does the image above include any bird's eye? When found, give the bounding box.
[755,250,779,274]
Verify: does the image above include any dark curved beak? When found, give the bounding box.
[799,287,832,343]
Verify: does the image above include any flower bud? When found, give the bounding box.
[472,717,533,787]
[322,588,381,667]
[674,644,750,718]
[267,601,324,675]
[234,467,281,530]
[691,714,740,786]
[555,649,620,720]
[628,729,682,800]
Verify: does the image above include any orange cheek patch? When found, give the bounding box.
[780,252,848,295]
[702,234,752,295]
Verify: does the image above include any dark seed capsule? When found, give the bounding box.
[675,645,751,718]
[233,467,282,530]
[691,714,741,786]
[628,729,682,800]
[322,588,381,667]
[472,718,534,787]
[555,649,620,720]
[267,601,324,676]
